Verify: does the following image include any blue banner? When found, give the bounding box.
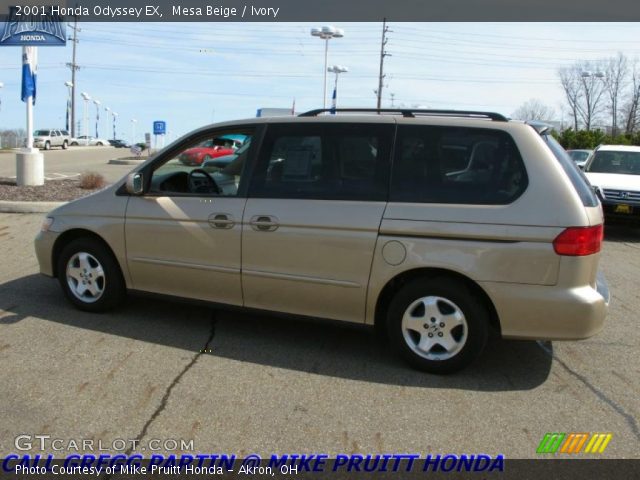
[21,46,37,104]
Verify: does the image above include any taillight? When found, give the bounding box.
[553,225,604,256]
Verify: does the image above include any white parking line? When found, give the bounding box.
[6,173,81,181]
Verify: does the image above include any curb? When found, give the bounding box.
[0,200,66,214]
[108,158,145,165]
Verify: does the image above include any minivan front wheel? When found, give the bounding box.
[57,238,126,312]
[387,278,488,374]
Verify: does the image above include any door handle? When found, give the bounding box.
[250,215,279,232]
[208,213,235,229]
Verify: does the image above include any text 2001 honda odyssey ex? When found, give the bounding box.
[35,109,610,374]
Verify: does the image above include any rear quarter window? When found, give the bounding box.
[542,134,598,207]
[390,125,528,205]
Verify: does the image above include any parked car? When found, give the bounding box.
[108,139,130,148]
[583,145,640,221]
[70,136,110,146]
[33,129,70,150]
[178,135,245,166]
[34,109,609,374]
[566,149,593,168]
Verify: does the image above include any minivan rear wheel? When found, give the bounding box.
[57,238,126,312]
[387,278,488,374]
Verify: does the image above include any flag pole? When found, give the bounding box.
[25,47,34,151]
[16,45,43,186]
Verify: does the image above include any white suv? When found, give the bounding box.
[33,129,70,150]
[583,145,640,222]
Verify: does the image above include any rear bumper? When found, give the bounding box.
[480,271,610,340]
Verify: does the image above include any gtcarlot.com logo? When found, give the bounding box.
[537,433,612,454]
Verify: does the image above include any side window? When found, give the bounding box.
[148,130,253,197]
[390,126,528,205]
[250,123,392,201]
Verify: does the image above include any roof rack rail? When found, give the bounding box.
[298,108,508,121]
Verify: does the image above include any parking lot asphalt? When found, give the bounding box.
[0,213,638,459]
[0,148,138,183]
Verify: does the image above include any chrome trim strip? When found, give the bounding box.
[130,257,238,274]
[243,269,361,288]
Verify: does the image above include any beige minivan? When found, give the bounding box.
[35,109,610,373]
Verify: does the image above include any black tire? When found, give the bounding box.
[71,141,78,146]
[57,237,126,312]
[62,140,68,150]
[386,277,488,374]
[96,142,103,146]
[44,141,50,150]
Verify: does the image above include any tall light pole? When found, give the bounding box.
[327,65,348,114]
[104,106,110,140]
[310,25,344,109]
[131,118,137,145]
[580,71,605,131]
[0,83,3,149]
[80,92,90,145]
[64,81,73,132]
[93,99,100,138]
[112,112,118,140]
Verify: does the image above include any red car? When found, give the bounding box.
[178,137,241,166]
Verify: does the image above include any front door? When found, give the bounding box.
[241,121,394,323]
[124,127,257,305]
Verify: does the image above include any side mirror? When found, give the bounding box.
[125,172,144,195]
[578,164,585,170]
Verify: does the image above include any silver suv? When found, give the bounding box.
[34,109,610,373]
[33,129,70,150]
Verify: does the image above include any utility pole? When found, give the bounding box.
[376,18,391,111]
[66,19,80,137]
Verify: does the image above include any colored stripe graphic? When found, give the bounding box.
[537,433,566,453]
[584,433,613,454]
[560,433,589,454]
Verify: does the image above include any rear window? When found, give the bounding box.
[34,130,50,136]
[390,125,528,205]
[542,134,598,207]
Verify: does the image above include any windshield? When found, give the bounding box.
[34,130,50,136]
[586,150,640,175]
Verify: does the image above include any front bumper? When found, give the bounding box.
[34,230,60,277]
[480,271,610,341]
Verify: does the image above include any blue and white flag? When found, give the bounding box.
[330,86,337,115]
[21,47,37,104]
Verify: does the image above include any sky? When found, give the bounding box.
[1,22,639,143]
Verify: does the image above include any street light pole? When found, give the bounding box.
[112,112,118,140]
[80,92,90,145]
[64,81,73,132]
[93,99,101,138]
[131,118,137,145]
[104,107,110,140]
[311,25,344,109]
[327,65,348,114]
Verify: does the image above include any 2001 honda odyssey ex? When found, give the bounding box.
[35,109,610,374]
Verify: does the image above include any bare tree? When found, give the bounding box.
[622,59,640,134]
[602,53,628,136]
[576,61,607,131]
[511,99,556,121]
[559,62,607,131]
[558,66,582,130]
